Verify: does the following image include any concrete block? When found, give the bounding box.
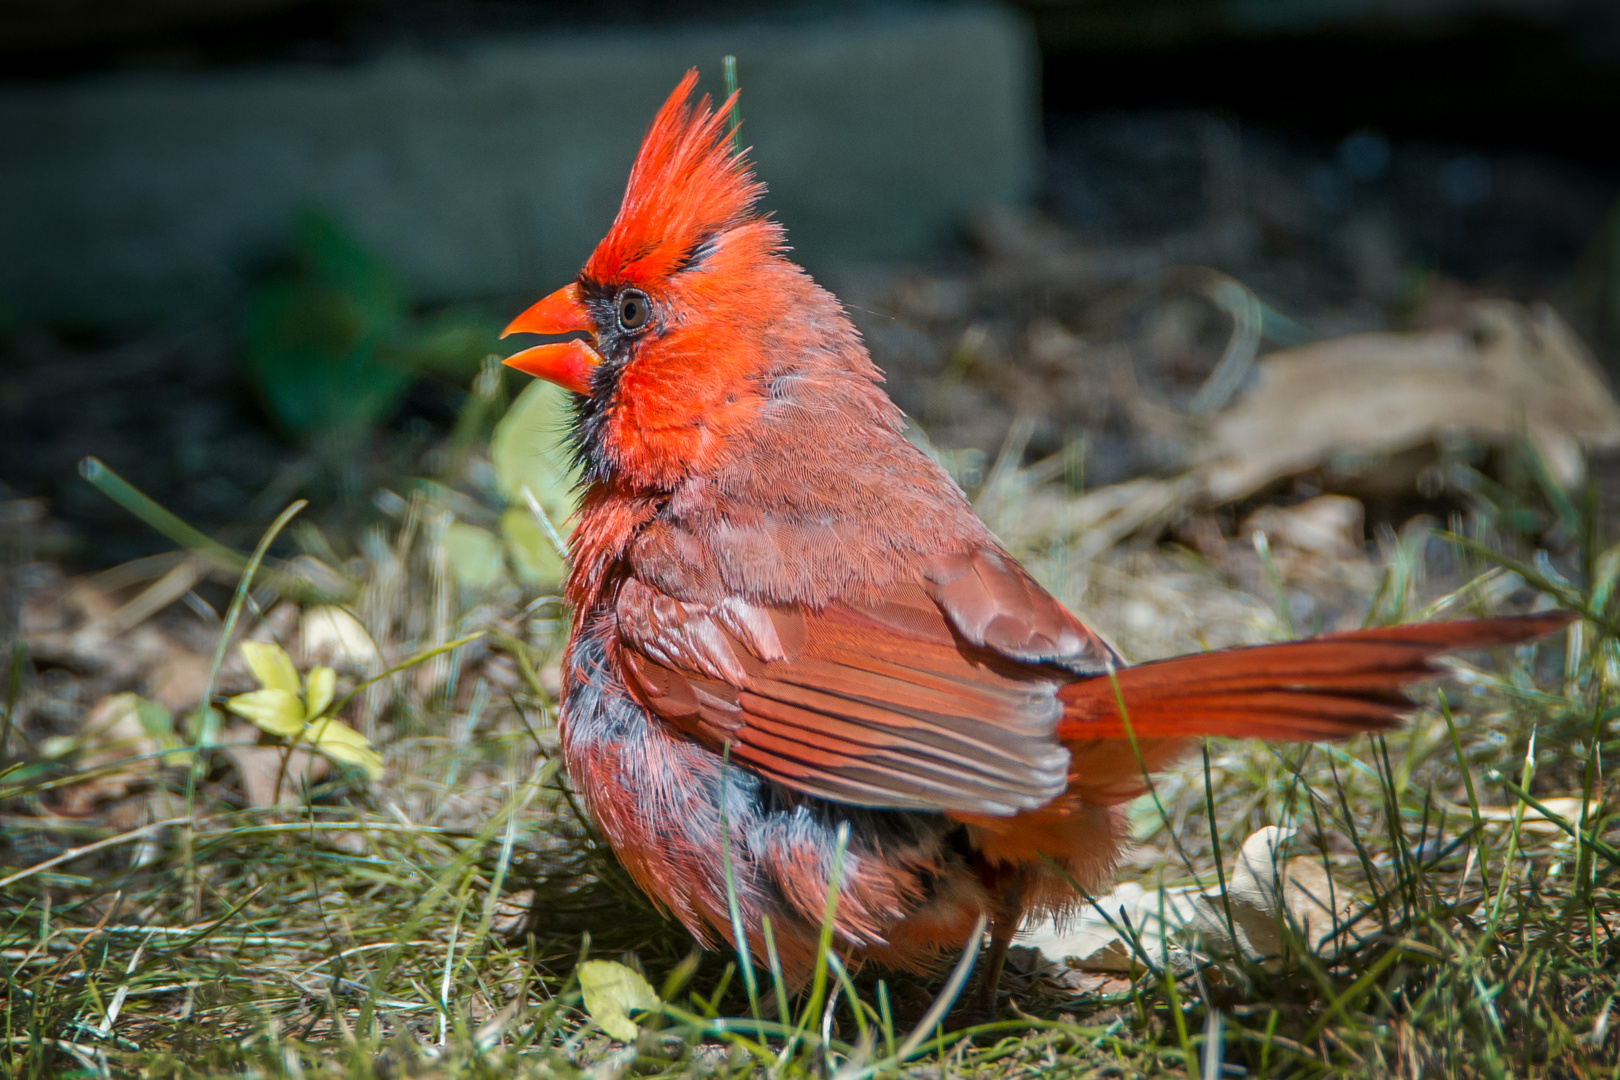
[0,3,1037,324]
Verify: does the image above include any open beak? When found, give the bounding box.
[501,283,603,395]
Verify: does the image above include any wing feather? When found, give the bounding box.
[614,543,1572,819]
[615,551,1081,814]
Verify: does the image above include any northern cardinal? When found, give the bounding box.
[500,72,1571,1007]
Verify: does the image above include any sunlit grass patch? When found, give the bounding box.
[3,428,1618,1078]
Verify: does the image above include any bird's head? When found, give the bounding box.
[502,70,862,492]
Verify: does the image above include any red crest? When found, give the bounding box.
[583,70,770,287]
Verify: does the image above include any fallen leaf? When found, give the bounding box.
[1222,826,1377,960]
[1475,797,1599,834]
[300,606,382,673]
[491,890,535,938]
[225,642,382,780]
[1019,827,1377,975]
[577,960,660,1042]
[304,665,337,718]
[1201,301,1620,502]
[147,645,212,713]
[56,693,183,813]
[1242,495,1365,559]
[220,724,331,808]
[303,717,384,779]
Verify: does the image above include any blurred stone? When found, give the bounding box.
[0,3,1036,324]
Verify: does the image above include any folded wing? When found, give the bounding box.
[617,547,1116,815]
[617,540,1572,818]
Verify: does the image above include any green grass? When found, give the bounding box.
[3,440,1618,1079]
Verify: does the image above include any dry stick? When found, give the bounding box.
[519,486,570,567]
[894,912,989,1061]
[0,819,187,890]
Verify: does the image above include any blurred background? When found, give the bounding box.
[3,0,1620,570]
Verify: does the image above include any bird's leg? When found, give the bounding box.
[971,875,1026,1022]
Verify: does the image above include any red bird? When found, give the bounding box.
[501,73,1570,1006]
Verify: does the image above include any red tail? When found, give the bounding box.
[1058,612,1574,743]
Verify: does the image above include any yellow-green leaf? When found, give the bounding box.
[577,960,659,1042]
[304,666,336,719]
[39,735,76,760]
[226,688,305,738]
[500,506,565,585]
[304,717,383,780]
[131,696,190,766]
[240,641,301,697]
[444,521,508,592]
[491,380,577,586]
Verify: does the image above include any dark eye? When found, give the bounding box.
[617,289,651,332]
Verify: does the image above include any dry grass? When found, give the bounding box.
[2,428,1618,1080]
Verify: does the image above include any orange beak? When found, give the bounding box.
[501,283,604,395]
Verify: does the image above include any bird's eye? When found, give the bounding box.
[617,289,651,332]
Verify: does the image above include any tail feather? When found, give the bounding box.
[1057,612,1573,743]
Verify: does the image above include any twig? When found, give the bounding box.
[0,819,186,890]
[895,913,988,1060]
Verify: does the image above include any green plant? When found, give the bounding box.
[489,378,579,586]
[224,640,382,779]
[243,211,496,447]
